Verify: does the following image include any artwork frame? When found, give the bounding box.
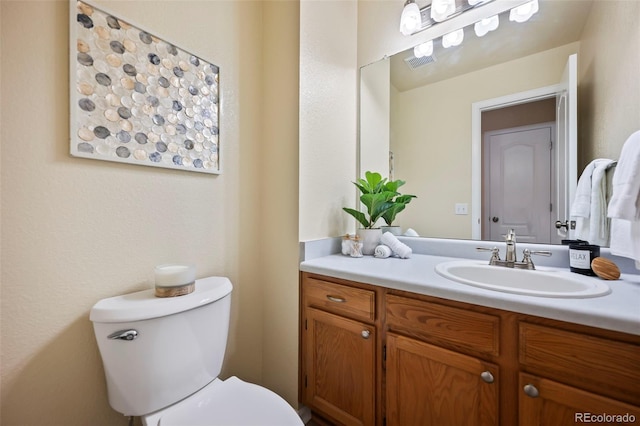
[70,0,221,174]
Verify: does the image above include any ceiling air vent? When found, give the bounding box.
[404,54,437,70]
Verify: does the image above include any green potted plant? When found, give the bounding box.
[380,180,417,236]
[343,171,397,255]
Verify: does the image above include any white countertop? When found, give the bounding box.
[300,253,640,336]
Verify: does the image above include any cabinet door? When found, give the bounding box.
[303,307,376,426]
[519,373,640,426]
[386,333,498,426]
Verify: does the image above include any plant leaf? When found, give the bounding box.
[381,192,416,225]
[382,203,405,225]
[362,191,396,227]
[383,179,405,193]
[395,194,416,204]
[343,207,370,228]
[365,171,389,193]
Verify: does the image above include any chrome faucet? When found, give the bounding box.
[477,229,552,269]
[505,229,517,263]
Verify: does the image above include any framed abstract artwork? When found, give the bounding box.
[70,0,221,174]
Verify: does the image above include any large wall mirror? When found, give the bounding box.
[359,0,639,246]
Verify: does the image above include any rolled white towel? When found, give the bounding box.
[374,244,392,258]
[380,232,412,259]
[404,228,419,237]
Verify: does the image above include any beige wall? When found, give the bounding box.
[1,1,299,424]
[299,0,358,240]
[578,0,640,169]
[390,43,578,238]
[359,57,391,177]
[260,0,301,407]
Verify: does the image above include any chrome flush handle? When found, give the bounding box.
[108,329,138,341]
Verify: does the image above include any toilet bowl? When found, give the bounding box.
[90,276,303,426]
[144,376,302,426]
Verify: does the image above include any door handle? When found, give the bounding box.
[555,220,568,230]
[491,217,499,223]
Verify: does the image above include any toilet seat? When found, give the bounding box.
[143,376,304,426]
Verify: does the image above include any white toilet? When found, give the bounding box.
[90,276,303,426]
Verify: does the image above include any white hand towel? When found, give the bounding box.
[571,158,616,244]
[572,159,600,218]
[374,244,392,258]
[608,130,640,221]
[380,232,412,259]
[607,130,640,268]
[609,219,640,269]
[589,159,616,245]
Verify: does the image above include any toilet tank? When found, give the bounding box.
[90,276,233,416]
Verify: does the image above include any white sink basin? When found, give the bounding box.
[435,260,611,298]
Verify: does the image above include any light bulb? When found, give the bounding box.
[474,15,499,37]
[400,1,422,36]
[442,28,464,48]
[509,0,539,23]
[431,0,456,22]
[413,40,434,58]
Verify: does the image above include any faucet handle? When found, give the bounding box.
[520,249,552,270]
[477,247,501,265]
[529,249,552,257]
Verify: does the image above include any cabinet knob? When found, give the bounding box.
[361,330,371,339]
[480,371,494,383]
[523,384,539,398]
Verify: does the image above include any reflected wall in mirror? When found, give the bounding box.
[359,0,640,246]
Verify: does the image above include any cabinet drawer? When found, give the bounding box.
[304,277,376,322]
[519,322,640,406]
[386,294,500,356]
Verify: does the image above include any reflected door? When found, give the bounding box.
[484,124,554,243]
[555,53,578,240]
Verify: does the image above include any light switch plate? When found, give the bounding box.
[455,203,468,215]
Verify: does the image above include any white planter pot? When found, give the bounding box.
[356,228,382,255]
[380,226,402,236]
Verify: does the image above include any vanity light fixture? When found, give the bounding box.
[442,28,464,48]
[413,40,434,58]
[431,0,456,22]
[400,0,422,36]
[509,0,539,23]
[474,14,499,37]
[400,0,539,59]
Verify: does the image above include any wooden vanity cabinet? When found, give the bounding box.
[300,272,640,426]
[385,333,499,426]
[518,320,640,426]
[518,372,640,426]
[385,292,505,426]
[300,273,384,426]
[385,292,640,426]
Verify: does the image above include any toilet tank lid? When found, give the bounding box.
[90,276,233,323]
